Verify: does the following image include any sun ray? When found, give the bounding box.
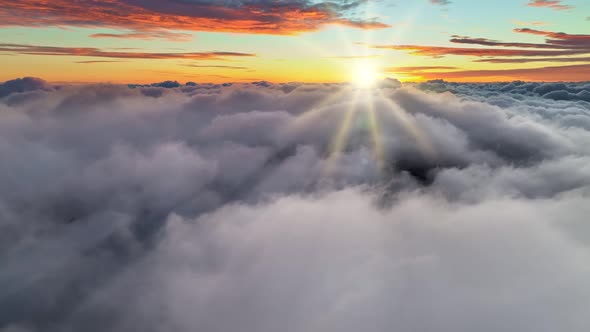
[376,90,437,160]
[288,86,349,131]
[365,90,386,173]
[323,89,361,176]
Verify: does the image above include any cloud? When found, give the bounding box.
[0,77,589,331]
[527,0,573,10]
[0,77,51,97]
[0,0,389,35]
[369,27,590,66]
[511,20,549,26]
[514,28,590,48]
[75,60,126,64]
[181,64,249,70]
[0,43,255,60]
[371,44,589,57]
[385,66,458,72]
[384,66,459,76]
[449,35,568,49]
[89,31,193,42]
[475,56,590,63]
[430,0,452,5]
[405,64,590,81]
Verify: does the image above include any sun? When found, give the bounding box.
[352,62,379,88]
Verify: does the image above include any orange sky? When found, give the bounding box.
[0,0,588,83]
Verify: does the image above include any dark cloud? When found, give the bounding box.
[0,77,589,331]
[543,90,590,102]
[0,77,51,98]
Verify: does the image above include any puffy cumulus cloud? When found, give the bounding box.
[0,78,590,331]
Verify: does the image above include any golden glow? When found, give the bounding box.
[352,62,379,88]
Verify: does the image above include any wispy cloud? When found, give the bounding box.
[89,31,193,42]
[408,64,590,81]
[370,44,588,57]
[0,44,255,60]
[181,64,249,70]
[449,35,567,49]
[384,66,458,73]
[369,27,590,61]
[430,0,452,5]
[514,28,590,48]
[475,56,590,63]
[526,0,573,11]
[511,20,549,26]
[75,60,126,64]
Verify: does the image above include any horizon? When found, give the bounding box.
[5,76,590,86]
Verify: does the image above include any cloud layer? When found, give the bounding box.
[0,78,589,331]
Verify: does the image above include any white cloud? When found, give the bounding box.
[0,78,589,331]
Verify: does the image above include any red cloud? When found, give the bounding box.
[0,0,389,35]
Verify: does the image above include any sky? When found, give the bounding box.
[0,0,588,83]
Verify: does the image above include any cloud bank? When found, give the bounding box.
[0,77,589,332]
